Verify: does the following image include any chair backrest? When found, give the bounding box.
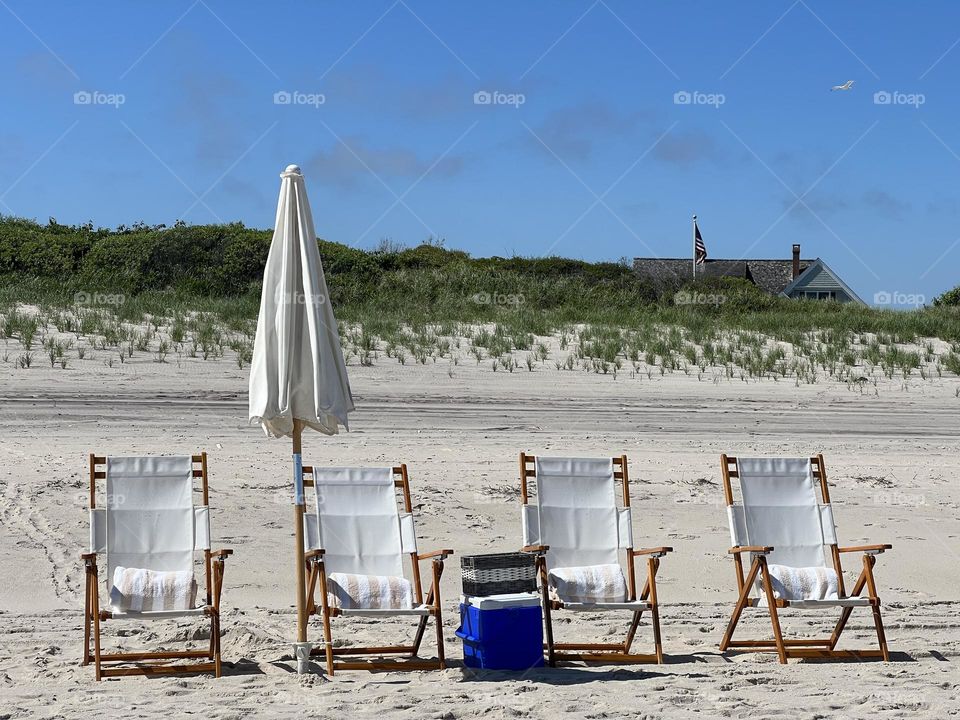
[521,455,634,570]
[723,456,838,569]
[307,467,417,578]
[102,456,197,583]
[88,454,212,598]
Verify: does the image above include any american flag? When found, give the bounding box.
[694,220,707,265]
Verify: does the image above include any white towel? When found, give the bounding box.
[327,572,414,610]
[548,564,628,604]
[110,566,197,613]
[757,564,840,604]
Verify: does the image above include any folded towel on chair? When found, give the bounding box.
[757,564,840,604]
[548,563,628,604]
[110,566,198,613]
[327,573,414,610]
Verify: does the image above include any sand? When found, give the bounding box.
[1,336,959,719]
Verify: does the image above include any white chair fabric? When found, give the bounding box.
[313,467,405,578]
[99,456,199,615]
[105,457,196,586]
[533,457,621,570]
[193,507,211,550]
[727,503,837,548]
[90,506,210,554]
[736,458,831,569]
[399,513,418,554]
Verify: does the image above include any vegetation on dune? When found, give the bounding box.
[933,284,960,308]
[0,216,959,390]
[0,216,958,337]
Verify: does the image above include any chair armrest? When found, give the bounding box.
[838,544,891,555]
[728,546,774,555]
[210,549,233,559]
[520,544,549,555]
[81,552,97,565]
[417,549,454,561]
[304,549,325,563]
[631,546,673,558]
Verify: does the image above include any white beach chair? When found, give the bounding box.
[301,464,452,674]
[82,453,232,679]
[519,454,673,665]
[719,454,892,663]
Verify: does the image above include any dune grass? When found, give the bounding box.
[0,217,958,390]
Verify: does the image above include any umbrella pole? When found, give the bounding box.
[292,420,309,661]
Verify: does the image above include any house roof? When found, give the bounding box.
[633,257,814,294]
[745,260,812,294]
[780,258,866,304]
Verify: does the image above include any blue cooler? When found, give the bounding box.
[456,593,544,670]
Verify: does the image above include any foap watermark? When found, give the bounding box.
[75,291,125,306]
[673,90,725,108]
[874,290,925,308]
[674,290,726,306]
[473,90,525,108]
[273,290,327,306]
[472,291,524,307]
[273,90,326,108]
[76,491,125,507]
[874,90,925,108]
[873,490,925,507]
[74,90,126,108]
[270,489,324,506]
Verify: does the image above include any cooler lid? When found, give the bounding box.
[460,592,542,610]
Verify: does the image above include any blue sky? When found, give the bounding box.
[1,1,959,304]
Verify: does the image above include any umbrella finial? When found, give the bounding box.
[283,164,302,176]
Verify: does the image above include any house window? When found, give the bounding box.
[801,290,836,301]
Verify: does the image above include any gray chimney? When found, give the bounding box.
[792,244,801,279]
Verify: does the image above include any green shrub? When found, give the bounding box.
[933,285,960,307]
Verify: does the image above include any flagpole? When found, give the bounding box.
[692,214,697,280]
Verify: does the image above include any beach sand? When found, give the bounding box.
[1,341,958,718]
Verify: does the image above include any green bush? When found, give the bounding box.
[933,285,960,307]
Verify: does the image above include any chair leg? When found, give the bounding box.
[863,555,890,661]
[321,608,334,676]
[647,558,664,664]
[830,566,868,650]
[82,572,92,667]
[412,587,432,657]
[211,610,222,678]
[720,557,763,651]
[623,573,651,654]
[208,608,217,661]
[432,561,445,669]
[314,560,335,675]
[92,610,103,681]
[412,560,442,659]
[623,610,642,654]
[538,558,556,666]
[759,560,787,664]
[209,561,221,661]
[869,602,890,662]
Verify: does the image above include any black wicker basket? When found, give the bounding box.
[461,552,537,596]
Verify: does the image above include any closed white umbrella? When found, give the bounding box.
[249,164,354,672]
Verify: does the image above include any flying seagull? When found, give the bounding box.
[831,80,854,91]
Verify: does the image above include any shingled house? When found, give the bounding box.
[633,244,865,304]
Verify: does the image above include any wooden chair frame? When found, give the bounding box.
[82,452,232,679]
[719,453,891,663]
[520,453,673,666]
[302,463,453,674]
